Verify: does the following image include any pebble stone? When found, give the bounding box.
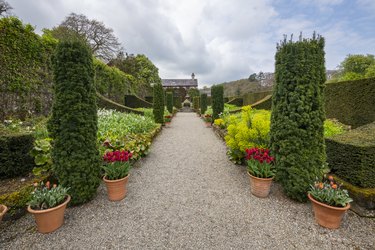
[0,112,374,249]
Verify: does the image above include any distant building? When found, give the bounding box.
[162,73,198,89]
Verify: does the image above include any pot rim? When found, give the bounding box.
[103,174,129,183]
[308,193,350,211]
[247,172,274,181]
[27,195,71,214]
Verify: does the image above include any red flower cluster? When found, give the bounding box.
[245,147,274,164]
[103,150,132,163]
[164,115,172,118]
[204,114,212,118]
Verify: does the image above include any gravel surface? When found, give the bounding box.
[1,112,374,249]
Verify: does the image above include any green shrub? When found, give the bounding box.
[270,34,327,202]
[96,92,144,115]
[173,96,182,109]
[166,92,173,113]
[193,96,200,111]
[211,85,224,121]
[226,97,243,107]
[325,77,375,128]
[200,93,208,115]
[152,83,164,124]
[326,122,375,188]
[251,95,272,110]
[324,119,346,138]
[124,94,152,108]
[48,40,100,205]
[0,132,35,178]
[243,91,272,106]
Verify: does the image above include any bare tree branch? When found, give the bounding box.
[0,0,12,16]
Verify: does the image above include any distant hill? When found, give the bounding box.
[200,78,272,97]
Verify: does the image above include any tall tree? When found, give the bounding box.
[52,13,121,61]
[0,0,12,16]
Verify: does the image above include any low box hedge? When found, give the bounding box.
[0,132,35,179]
[251,95,272,110]
[124,94,153,108]
[243,91,273,106]
[326,121,375,189]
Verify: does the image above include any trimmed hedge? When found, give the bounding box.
[153,83,164,124]
[97,92,144,115]
[124,94,152,108]
[326,122,375,188]
[145,96,153,103]
[325,77,375,128]
[211,85,224,121]
[48,40,100,205]
[0,132,35,178]
[251,95,272,110]
[270,34,327,202]
[166,92,173,113]
[174,96,182,109]
[200,93,208,114]
[193,96,200,111]
[243,91,273,106]
[226,97,244,107]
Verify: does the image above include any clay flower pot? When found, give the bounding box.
[0,204,8,222]
[165,122,171,126]
[308,193,350,229]
[205,122,211,127]
[103,175,129,201]
[248,172,273,198]
[27,195,70,233]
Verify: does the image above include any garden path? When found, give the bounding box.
[1,113,374,249]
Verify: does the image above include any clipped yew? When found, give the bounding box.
[48,40,100,205]
[200,93,208,115]
[153,83,164,123]
[166,92,173,114]
[193,96,200,111]
[211,85,224,120]
[270,33,327,202]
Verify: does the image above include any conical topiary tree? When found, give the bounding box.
[48,40,100,205]
[211,85,224,121]
[193,96,200,111]
[153,83,164,123]
[166,92,173,114]
[270,33,327,202]
[200,93,208,115]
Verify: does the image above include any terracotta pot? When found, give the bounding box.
[248,172,273,198]
[165,122,171,126]
[205,122,211,127]
[103,175,129,201]
[28,195,70,233]
[308,193,350,229]
[0,204,8,222]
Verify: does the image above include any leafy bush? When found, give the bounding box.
[30,138,52,177]
[225,106,271,163]
[324,119,346,138]
[28,181,70,210]
[153,83,164,124]
[211,85,224,121]
[200,93,208,115]
[48,40,100,205]
[309,176,352,207]
[270,34,326,202]
[166,92,173,114]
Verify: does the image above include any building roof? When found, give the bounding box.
[162,79,198,88]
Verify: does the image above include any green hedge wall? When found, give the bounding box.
[145,96,153,104]
[325,77,375,128]
[0,132,35,178]
[326,122,375,188]
[124,94,152,108]
[226,97,244,107]
[97,92,144,115]
[251,95,272,110]
[243,91,273,106]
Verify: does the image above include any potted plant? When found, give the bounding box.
[203,114,212,127]
[245,147,275,198]
[0,204,8,222]
[164,115,172,125]
[308,175,353,229]
[102,150,132,201]
[27,181,70,233]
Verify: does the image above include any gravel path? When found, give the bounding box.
[1,112,374,249]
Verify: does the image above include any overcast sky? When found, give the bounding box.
[8,0,375,87]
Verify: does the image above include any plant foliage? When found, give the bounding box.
[211,85,224,121]
[200,93,208,115]
[28,181,70,210]
[152,83,165,124]
[166,92,173,114]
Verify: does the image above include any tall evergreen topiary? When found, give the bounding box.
[211,85,224,120]
[153,83,164,123]
[270,33,327,202]
[48,40,100,205]
[193,96,200,111]
[166,92,173,114]
[200,93,208,115]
